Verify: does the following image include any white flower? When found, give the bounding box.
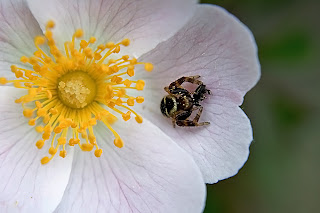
[0,0,260,213]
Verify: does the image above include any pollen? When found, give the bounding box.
[2,20,153,164]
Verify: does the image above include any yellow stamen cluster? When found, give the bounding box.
[1,21,153,164]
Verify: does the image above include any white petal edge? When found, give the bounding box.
[54,119,206,213]
[135,5,260,183]
[0,0,43,79]
[0,86,74,213]
[26,0,198,58]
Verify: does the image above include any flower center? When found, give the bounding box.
[57,71,96,109]
[0,20,153,164]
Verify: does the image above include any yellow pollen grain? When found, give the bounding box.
[94,149,103,157]
[1,21,153,164]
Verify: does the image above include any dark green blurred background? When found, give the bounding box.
[201,0,320,212]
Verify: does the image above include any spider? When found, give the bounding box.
[160,75,211,127]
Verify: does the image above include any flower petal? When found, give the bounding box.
[0,0,43,78]
[0,86,74,212]
[54,119,206,213]
[27,0,197,58]
[136,5,260,183]
[139,5,260,105]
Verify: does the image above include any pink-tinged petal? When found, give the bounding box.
[27,0,197,58]
[139,5,260,105]
[54,119,206,213]
[136,5,260,183]
[0,87,74,212]
[0,0,43,78]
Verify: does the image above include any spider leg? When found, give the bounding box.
[176,106,210,127]
[168,75,203,90]
[171,110,192,128]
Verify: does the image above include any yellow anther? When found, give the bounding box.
[114,138,124,148]
[113,46,120,53]
[23,109,33,118]
[130,58,137,64]
[127,68,134,77]
[41,157,50,165]
[136,96,144,103]
[10,65,18,72]
[81,143,94,151]
[15,98,22,103]
[84,47,93,58]
[0,77,8,85]
[34,50,42,58]
[49,108,58,115]
[59,122,67,129]
[45,30,53,39]
[74,138,80,144]
[29,56,38,65]
[111,76,122,84]
[74,29,84,38]
[110,66,119,74]
[37,108,46,117]
[144,63,154,72]
[48,147,57,155]
[94,149,103,157]
[35,126,44,133]
[115,98,123,106]
[44,125,51,133]
[89,37,96,43]
[54,127,62,134]
[46,20,55,29]
[122,111,131,121]
[33,64,41,72]
[65,118,73,126]
[42,133,50,140]
[20,56,29,63]
[36,140,45,149]
[108,101,116,108]
[71,122,77,128]
[136,80,145,90]
[59,150,67,158]
[43,115,50,124]
[88,135,96,144]
[97,44,105,50]
[28,119,36,126]
[94,52,102,60]
[80,40,88,48]
[135,115,143,123]
[68,138,75,146]
[122,55,129,61]
[58,137,67,145]
[34,36,46,45]
[116,88,126,98]
[88,118,97,126]
[123,79,132,87]
[106,42,114,48]
[127,97,135,106]
[14,71,23,78]
[121,38,130,46]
